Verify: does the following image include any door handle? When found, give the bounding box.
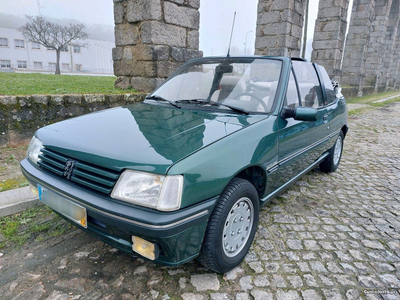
[323,114,329,124]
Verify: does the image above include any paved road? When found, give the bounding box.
[1,102,400,300]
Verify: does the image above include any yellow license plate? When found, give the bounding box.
[38,185,87,228]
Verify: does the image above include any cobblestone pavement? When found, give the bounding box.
[1,102,400,300]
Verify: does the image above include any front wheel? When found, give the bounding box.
[197,178,259,273]
[320,131,344,173]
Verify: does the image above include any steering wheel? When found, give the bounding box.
[233,92,269,112]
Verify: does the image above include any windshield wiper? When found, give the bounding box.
[145,95,181,108]
[176,98,249,115]
[209,101,249,115]
[175,99,208,104]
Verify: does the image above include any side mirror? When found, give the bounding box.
[332,79,343,98]
[281,107,317,122]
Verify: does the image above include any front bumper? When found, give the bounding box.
[21,158,218,266]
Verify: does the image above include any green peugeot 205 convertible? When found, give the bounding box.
[21,56,348,273]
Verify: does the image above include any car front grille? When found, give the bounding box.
[37,147,120,195]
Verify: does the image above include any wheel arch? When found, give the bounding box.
[341,125,348,138]
[233,165,267,200]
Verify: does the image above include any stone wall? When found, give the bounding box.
[0,93,146,148]
[113,0,202,93]
[255,0,306,57]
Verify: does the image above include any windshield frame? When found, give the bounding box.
[148,56,287,115]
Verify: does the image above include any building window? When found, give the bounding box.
[15,39,25,48]
[47,47,55,51]
[0,38,8,47]
[17,61,27,69]
[1,60,11,68]
[60,45,69,52]
[75,64,82,71]
[73,46,81,53]
[62,63,70,70]
[32,42,41,50]
[49,62,56,70]
[34,61,43,69]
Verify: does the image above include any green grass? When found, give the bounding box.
[347,90,400,104]
[2,220,19,237]
[0,177,29,192]
[370,97,400,107]
[0,206,72,250]
[0,72,137,95]
[346,90,400,116]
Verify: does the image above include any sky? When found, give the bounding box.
[0,0,114,26]
[0,0,352,58]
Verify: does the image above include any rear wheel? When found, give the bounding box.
[320,131,344,173]
[197,178,259,273]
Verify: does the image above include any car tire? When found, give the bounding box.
[319,131,344,173]
[197,178,259,273]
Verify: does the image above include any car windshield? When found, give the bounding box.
[149,58,282,113]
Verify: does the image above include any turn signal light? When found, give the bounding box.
[29,184,39,197]
[131,236,160,260]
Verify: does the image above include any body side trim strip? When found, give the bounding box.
[262,151,329,203]
[267,129,339,173]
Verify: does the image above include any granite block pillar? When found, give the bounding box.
[255,0,306,57]
[378,0,400,90]
[311,0,350,78]
[390,22,400,89]
[363,0,394,91]
[113,0,202,92]
[341,0,377,95]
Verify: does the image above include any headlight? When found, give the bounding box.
[27,136,43,165]
[111,170,183,211]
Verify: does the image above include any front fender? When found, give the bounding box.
[168,116,279,208]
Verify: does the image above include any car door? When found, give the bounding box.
[315,64,346,145]
[273,61,328,189]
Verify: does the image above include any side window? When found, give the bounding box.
[286,70,300,108]
[292,61,323,108]
[319,66,336,105]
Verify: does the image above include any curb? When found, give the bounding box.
[0,186,41,218]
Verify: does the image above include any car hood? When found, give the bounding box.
[37,102,267,174]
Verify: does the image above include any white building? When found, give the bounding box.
[0,27,114,74]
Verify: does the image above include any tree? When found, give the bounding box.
[19,16,88,75]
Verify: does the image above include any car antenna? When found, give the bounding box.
[227,11,236,57]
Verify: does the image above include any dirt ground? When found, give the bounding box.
[0,144,29,192]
